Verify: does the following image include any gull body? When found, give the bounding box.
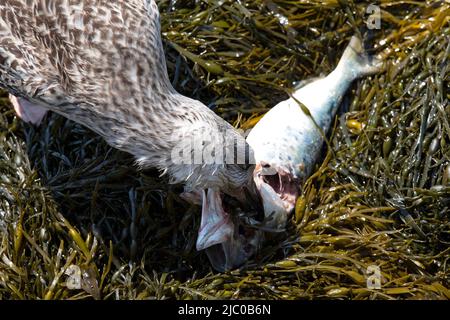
[0,0,256,271]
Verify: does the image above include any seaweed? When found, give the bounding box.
[0,0,448,299]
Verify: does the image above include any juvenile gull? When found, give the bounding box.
[0,0,257,271]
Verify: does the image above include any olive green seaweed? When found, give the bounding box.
[0,0,448,299]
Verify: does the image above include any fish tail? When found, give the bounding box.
[337,36,383,79]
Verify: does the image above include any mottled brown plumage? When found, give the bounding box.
[0,0,256,270]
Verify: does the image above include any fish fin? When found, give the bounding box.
[338,36,384,79]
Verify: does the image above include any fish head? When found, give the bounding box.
[252,162,298,231]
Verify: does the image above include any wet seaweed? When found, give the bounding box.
[0,0,448,299]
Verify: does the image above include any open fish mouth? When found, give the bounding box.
[253,163,298,231]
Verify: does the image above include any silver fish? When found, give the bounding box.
[246,36,383,231]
